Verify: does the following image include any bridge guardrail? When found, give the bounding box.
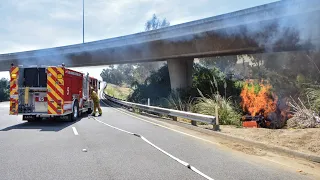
[102,92,218,127]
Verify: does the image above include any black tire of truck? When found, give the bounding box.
[71,101,80,122]
[87,101,93,115]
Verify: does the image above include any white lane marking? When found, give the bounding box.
[101,101,313,175]
[95,118,134,135]
[94,117,214,180]
[72,127,79,135]
[101,100,220,146]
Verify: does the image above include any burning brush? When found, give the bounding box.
[240,81,292,129]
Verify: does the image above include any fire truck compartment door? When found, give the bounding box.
[34,93,48,112]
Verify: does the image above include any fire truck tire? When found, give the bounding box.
[71,101,80,121]
[87,102,93,114]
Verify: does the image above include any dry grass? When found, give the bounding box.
[177,117,192,124]
[287,97,320,129]
[104,84,133,100]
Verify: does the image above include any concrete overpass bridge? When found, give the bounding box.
[1,0,320,89]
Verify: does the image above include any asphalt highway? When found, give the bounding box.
[0,101,312,180]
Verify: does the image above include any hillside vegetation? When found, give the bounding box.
[104,84,133,100]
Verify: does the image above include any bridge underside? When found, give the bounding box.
[3,9,320,69]
[1,2,320,89]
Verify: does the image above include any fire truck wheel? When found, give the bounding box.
[71,101,80,121]
[87,102,93,114]
[87,108,92,114]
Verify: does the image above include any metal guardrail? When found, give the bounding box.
[102,93,217,126]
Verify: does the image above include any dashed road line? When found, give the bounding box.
[72,127,79,135]
[101,100,313,176]
[101,100,220,146]
[94,117,214,180]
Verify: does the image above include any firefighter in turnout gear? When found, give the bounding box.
[90,86,102,116]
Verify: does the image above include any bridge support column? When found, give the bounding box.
[167,58,193,90]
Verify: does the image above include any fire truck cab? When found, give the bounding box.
[9,64,100,122]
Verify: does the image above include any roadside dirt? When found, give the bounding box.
[177,117,320,156]
[216,125,320,156]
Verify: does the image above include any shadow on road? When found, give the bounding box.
[0,115,87,132]
[100,101,108,107]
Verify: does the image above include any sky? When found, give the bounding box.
[0,0,278,80]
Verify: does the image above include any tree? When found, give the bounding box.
[101,14,170,86]
[145,14,170,31]
[128,65,171,105]
[242,50,320,99]
[0,78,9,102]
[199,56,238,73]
[133,14,171,83]
[129,64,243,106]
[100,64,135,86]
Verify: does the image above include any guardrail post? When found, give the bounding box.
[147,98,150,106]
[213,105,220,131]
[191,120,197,126]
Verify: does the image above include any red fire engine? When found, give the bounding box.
[9,63,100,122]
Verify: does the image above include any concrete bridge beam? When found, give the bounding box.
[167,58,194,90]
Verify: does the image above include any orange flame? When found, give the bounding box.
[240,81,278,117]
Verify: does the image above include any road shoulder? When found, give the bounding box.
[105,102,320,180]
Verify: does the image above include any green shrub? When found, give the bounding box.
[0,78,9,102]
[304,86,320,112]
[127,63,243,126]
[165,90,195,111]
[192,64,243,99]
[128,65,171,105]
[194,90,242,126]
[193,78,242,126]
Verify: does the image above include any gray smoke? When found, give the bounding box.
[222,0,320,51]
[163,0,320,52]
[5,0,320,71]
[14,47,72,68]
